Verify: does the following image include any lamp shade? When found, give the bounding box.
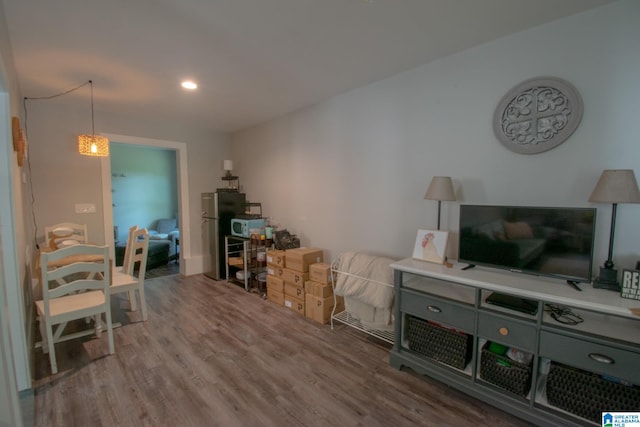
[589,169,640,204]
[78,134,109,156]
[223,160,233,171]
[424,176,456,201]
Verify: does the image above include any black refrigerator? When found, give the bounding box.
[202,191,246,280]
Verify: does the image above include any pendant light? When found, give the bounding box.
[78,80,109,156]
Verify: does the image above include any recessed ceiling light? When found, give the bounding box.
[181,81,198,90]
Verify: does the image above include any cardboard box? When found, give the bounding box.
[266,265,285,278]
[282,268,309,286]
[284,295,305,315]
[267,289,284,306]
[266,275,284,293]
[285,247,323,272]
[305,294,345,324]
[309,262,332,284]
[228,257,244,267]
[266,249,286,268]
[284,281,305,300]
[305,280,333,298]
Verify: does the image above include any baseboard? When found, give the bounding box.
[19,388,34,427]
[181,255,208,276]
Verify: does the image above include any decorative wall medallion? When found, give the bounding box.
[493,77,583,154]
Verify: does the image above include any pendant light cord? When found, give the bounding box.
[89,80,96,135]
[23,80,90,101]
[22,79,94,250]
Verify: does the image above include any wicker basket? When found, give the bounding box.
[405,315,472,370]
[479,342,532,397]
[546,362,640,423]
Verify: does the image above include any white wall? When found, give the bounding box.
[26,101,231,269]
[231,0,640,273]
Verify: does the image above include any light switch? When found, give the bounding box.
[75,203,96,214]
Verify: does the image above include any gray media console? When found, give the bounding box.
[390,258,640,427]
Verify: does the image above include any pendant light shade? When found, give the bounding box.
[78,134,109,156]
[78,80,109,156]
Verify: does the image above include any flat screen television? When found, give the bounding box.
[458,205,596,284]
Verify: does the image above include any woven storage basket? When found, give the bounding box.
[406,315,472,370]
[479,342,532,397]
[546,362,640,423]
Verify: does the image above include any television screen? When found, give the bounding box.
[458,205,596,283]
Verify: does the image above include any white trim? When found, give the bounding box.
[100,133,189,275]
[0,91,25,424]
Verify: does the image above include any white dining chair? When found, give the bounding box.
[44,222,88,250]
[35,244,114,374]
[115,225,138,275]
[111,227,150,321]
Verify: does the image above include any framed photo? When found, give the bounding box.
[621,269,640,301]
[412,229,449,264]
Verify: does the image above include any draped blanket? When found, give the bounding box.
[334,252,396,330]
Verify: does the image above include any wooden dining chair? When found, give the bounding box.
[35,244,114,374]
[111,228,150,321]
[115,225,138,275]
[44,222,88,250]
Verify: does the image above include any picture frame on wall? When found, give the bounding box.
[412,229,449,264]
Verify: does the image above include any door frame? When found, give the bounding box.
[100,133,190,275]
[0,91,25,425]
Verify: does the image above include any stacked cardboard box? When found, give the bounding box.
[266,249,286,269]
[265,249,286,305]
[305,262,344,324]
[282,247,323,316]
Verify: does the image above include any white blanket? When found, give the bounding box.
[344,297,394,332]
[334,251,395,309]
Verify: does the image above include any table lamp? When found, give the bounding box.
[424,176,456,230]
[589,169,640,290]
[221,160,239,189]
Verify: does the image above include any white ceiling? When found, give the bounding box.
[3,0,615,133]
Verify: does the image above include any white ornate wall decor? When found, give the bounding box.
[493,77,583,154]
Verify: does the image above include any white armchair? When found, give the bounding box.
[148,218,179,256]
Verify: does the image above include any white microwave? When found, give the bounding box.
[231,218,265,238]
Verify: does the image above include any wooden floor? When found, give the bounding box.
[144,260,180,279]
[32,274,534,427]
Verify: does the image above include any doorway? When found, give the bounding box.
[100,133,190,276]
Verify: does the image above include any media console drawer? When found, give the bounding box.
[539,330,640,384]
[477,311,537,352]
[400,289,474,332]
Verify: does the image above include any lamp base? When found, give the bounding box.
[593,267,620,291]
